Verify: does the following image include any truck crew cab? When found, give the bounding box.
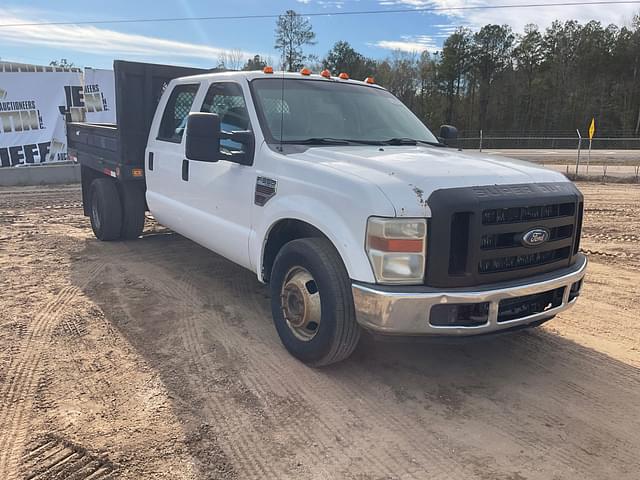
[68,61,587,366]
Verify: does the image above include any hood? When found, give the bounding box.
[289,145,569,217]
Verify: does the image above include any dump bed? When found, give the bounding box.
[68,60,207,180]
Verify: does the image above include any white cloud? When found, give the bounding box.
[0,8,260,66]
[378,0,640,31]
[318,0,346,8]
[372,34,438,52]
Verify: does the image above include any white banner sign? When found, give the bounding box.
[84,67,116,124]
[0,62,116,168]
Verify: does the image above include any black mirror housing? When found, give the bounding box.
[439,125,458,142]
[185,112,221,162]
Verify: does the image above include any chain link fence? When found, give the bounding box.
[456,134,640,151]
[454,132,640,183]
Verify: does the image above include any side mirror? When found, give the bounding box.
[185,112,221,162]
[439,125,458,146]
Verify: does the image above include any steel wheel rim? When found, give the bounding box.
[281,266,321,342]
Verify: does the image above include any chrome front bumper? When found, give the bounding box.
[352,254,587,336]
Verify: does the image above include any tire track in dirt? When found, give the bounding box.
[96,257,315,478]
[461,333,638,475]
[0,262,105,479]
[90,262,251,478]
[168,268,394,478]
[20,434,116,480]
[133,263,283,479]
[154,263,473,479]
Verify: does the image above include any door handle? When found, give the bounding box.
[148,152,154,171]
[182,159,189,181]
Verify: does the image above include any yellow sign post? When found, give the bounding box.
[587,118,595,175]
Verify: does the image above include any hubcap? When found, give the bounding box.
[281,266,321,342]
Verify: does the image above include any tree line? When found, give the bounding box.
[263,10,640,137]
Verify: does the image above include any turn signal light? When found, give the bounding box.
[300,67,312,76]
[338,72,349,80]
[364,77,375,84]
[131,168,144,178]
[320,69,331,78]
[263,66,274,74]
[368,237,423,253]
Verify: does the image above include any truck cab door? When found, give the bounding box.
[145,82,200,232]
[179,81,255,270]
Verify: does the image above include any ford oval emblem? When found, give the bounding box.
[522,228,550,247]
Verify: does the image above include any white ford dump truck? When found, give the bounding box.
[68,61,587,366]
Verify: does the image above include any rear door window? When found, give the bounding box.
[157,83,199,143]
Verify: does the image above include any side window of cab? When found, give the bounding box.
[157,83,199,143]
[200,83,251,153]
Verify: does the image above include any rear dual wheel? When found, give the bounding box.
[89,178,145,241]
[270,237,361,366]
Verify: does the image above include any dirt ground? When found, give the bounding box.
[0,182,638,480]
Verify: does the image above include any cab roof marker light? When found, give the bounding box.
[263,66,274,74]
[338,72,349,80]
[320,69,331,78]
[364,77,375,84]
[300,67,312,76]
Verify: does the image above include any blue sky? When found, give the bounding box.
[0,0,638,69]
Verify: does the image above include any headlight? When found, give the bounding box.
[366,217,427,284]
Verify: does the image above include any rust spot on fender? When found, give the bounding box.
[410,184,426,206]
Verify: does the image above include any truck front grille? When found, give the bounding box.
[426,183,583,288]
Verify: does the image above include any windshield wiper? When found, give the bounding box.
[280,137,441,147]
[282,137,390,146]
[383,137,444,147]
[281,137,351,145]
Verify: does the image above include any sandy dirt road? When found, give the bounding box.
[0,183,638,479]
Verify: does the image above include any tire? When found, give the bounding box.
[89,178,122,241]
[120,183,146,240]
[270,237,361,366]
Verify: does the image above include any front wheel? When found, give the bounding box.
[270,237,361,366]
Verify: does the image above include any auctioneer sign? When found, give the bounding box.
[0,62,116,168]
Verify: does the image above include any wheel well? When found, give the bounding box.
[262,219,328,283]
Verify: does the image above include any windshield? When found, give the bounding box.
[250,78,439,145]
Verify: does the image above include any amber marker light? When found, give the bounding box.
[320,69,331,78]
[367,237,424,253]
[364,77,375,84]
[338,72,349,80]
[263,66,274,74]
[300,68,312,76]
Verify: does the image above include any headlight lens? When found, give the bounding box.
[366,217,427,284]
